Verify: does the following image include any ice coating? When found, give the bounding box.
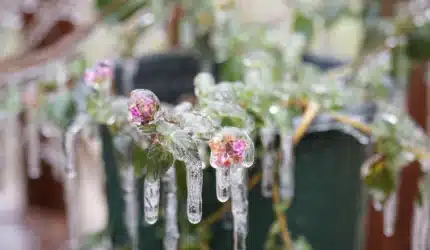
[128,89,160,126]
[144,177,160,225]
[26,90,41,179]
[260,125,277,197]
[121,165,138,250]
[383,192,398,237]
[216,167,230,202]
[279,133,294,201]
[186,160,204,224]
[209,127,255,168]
[230,166,248,250]
[162,167,179,250]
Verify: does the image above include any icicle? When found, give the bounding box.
[198,141,208,166]
[179,17,195,49]
[372,199,383,212]
[260,126,276,197]
[56,60,68,92]
[162,167,179,250]
[186,160,204,224]
[121,165,138,250]
[64,114,88,250]
[144,176,160,225]
[412,160,430,250]
[383,192,398,237]
[279,133,294,201]
[230,166,248,250]
[25,82,41,179]
[216,167,230,202]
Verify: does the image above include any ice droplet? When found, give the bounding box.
[162,167,179,250]
[279,133,294,201]
[121,165,138,250]
[216,167,230,202]
[383,192,398,237]
[230,166,248,250]
[144,177,160,225]
[186,160,203,224]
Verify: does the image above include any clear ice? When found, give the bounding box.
[162,167,179,250]
[383,192,398,237]
[230,166,248,250]
[186,160,204,224]
[279,133,294,201]
[216,167,230,202]
[144,177,160,225]
[64,114,88,250]
[26,83,41,179]
[121,165,138,250]
[260,125,277,197]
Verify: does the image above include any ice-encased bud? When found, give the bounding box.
[208,127,254,168]
[128,89,161,126]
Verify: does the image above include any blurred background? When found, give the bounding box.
[0,0,429,250]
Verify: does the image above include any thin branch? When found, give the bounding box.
[273,181,294,250]
[293,101,320,144]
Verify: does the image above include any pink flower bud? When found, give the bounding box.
[128,89,160,126]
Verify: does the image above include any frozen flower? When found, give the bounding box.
[209,127,254,168]
[84,60,113,89]
[128,89,160,126]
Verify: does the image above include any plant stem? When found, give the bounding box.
[293,101,320,144]
[273,181,294,250]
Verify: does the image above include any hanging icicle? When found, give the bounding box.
[25,81,41,179]
[64,114,88,250]
[121,165,138,250]
[260,125,277,197]
[186,160,204,224]
[144,176,160,225]
[231,166,248,250]
[162,166,179,250]
[279,133,294,201]
[412,160,430,250]
[383,191,398,237]
[215,167,230,202]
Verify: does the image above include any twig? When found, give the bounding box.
[273,181,294,250]
[293,101,320,144]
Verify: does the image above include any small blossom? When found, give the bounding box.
[84,60,113,89]
[128,89,160,126]
[209,134,249,167]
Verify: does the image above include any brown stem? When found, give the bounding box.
[273,182,294,250]
[293,101,320,144]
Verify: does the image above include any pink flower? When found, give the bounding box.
[85,60,113,88]
[128,89,160,126]
[209,135,248,167]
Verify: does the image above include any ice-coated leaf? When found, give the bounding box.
[202,101,247,127]
[132,143,174,180]
[178,112,218,140]
[167,130,201,165]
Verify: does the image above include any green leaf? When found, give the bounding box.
[293,11,314,41]
[133,143,174,179]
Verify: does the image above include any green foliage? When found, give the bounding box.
[407,23,430,62]
[293,12,314,42]
[96,0,148,23]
